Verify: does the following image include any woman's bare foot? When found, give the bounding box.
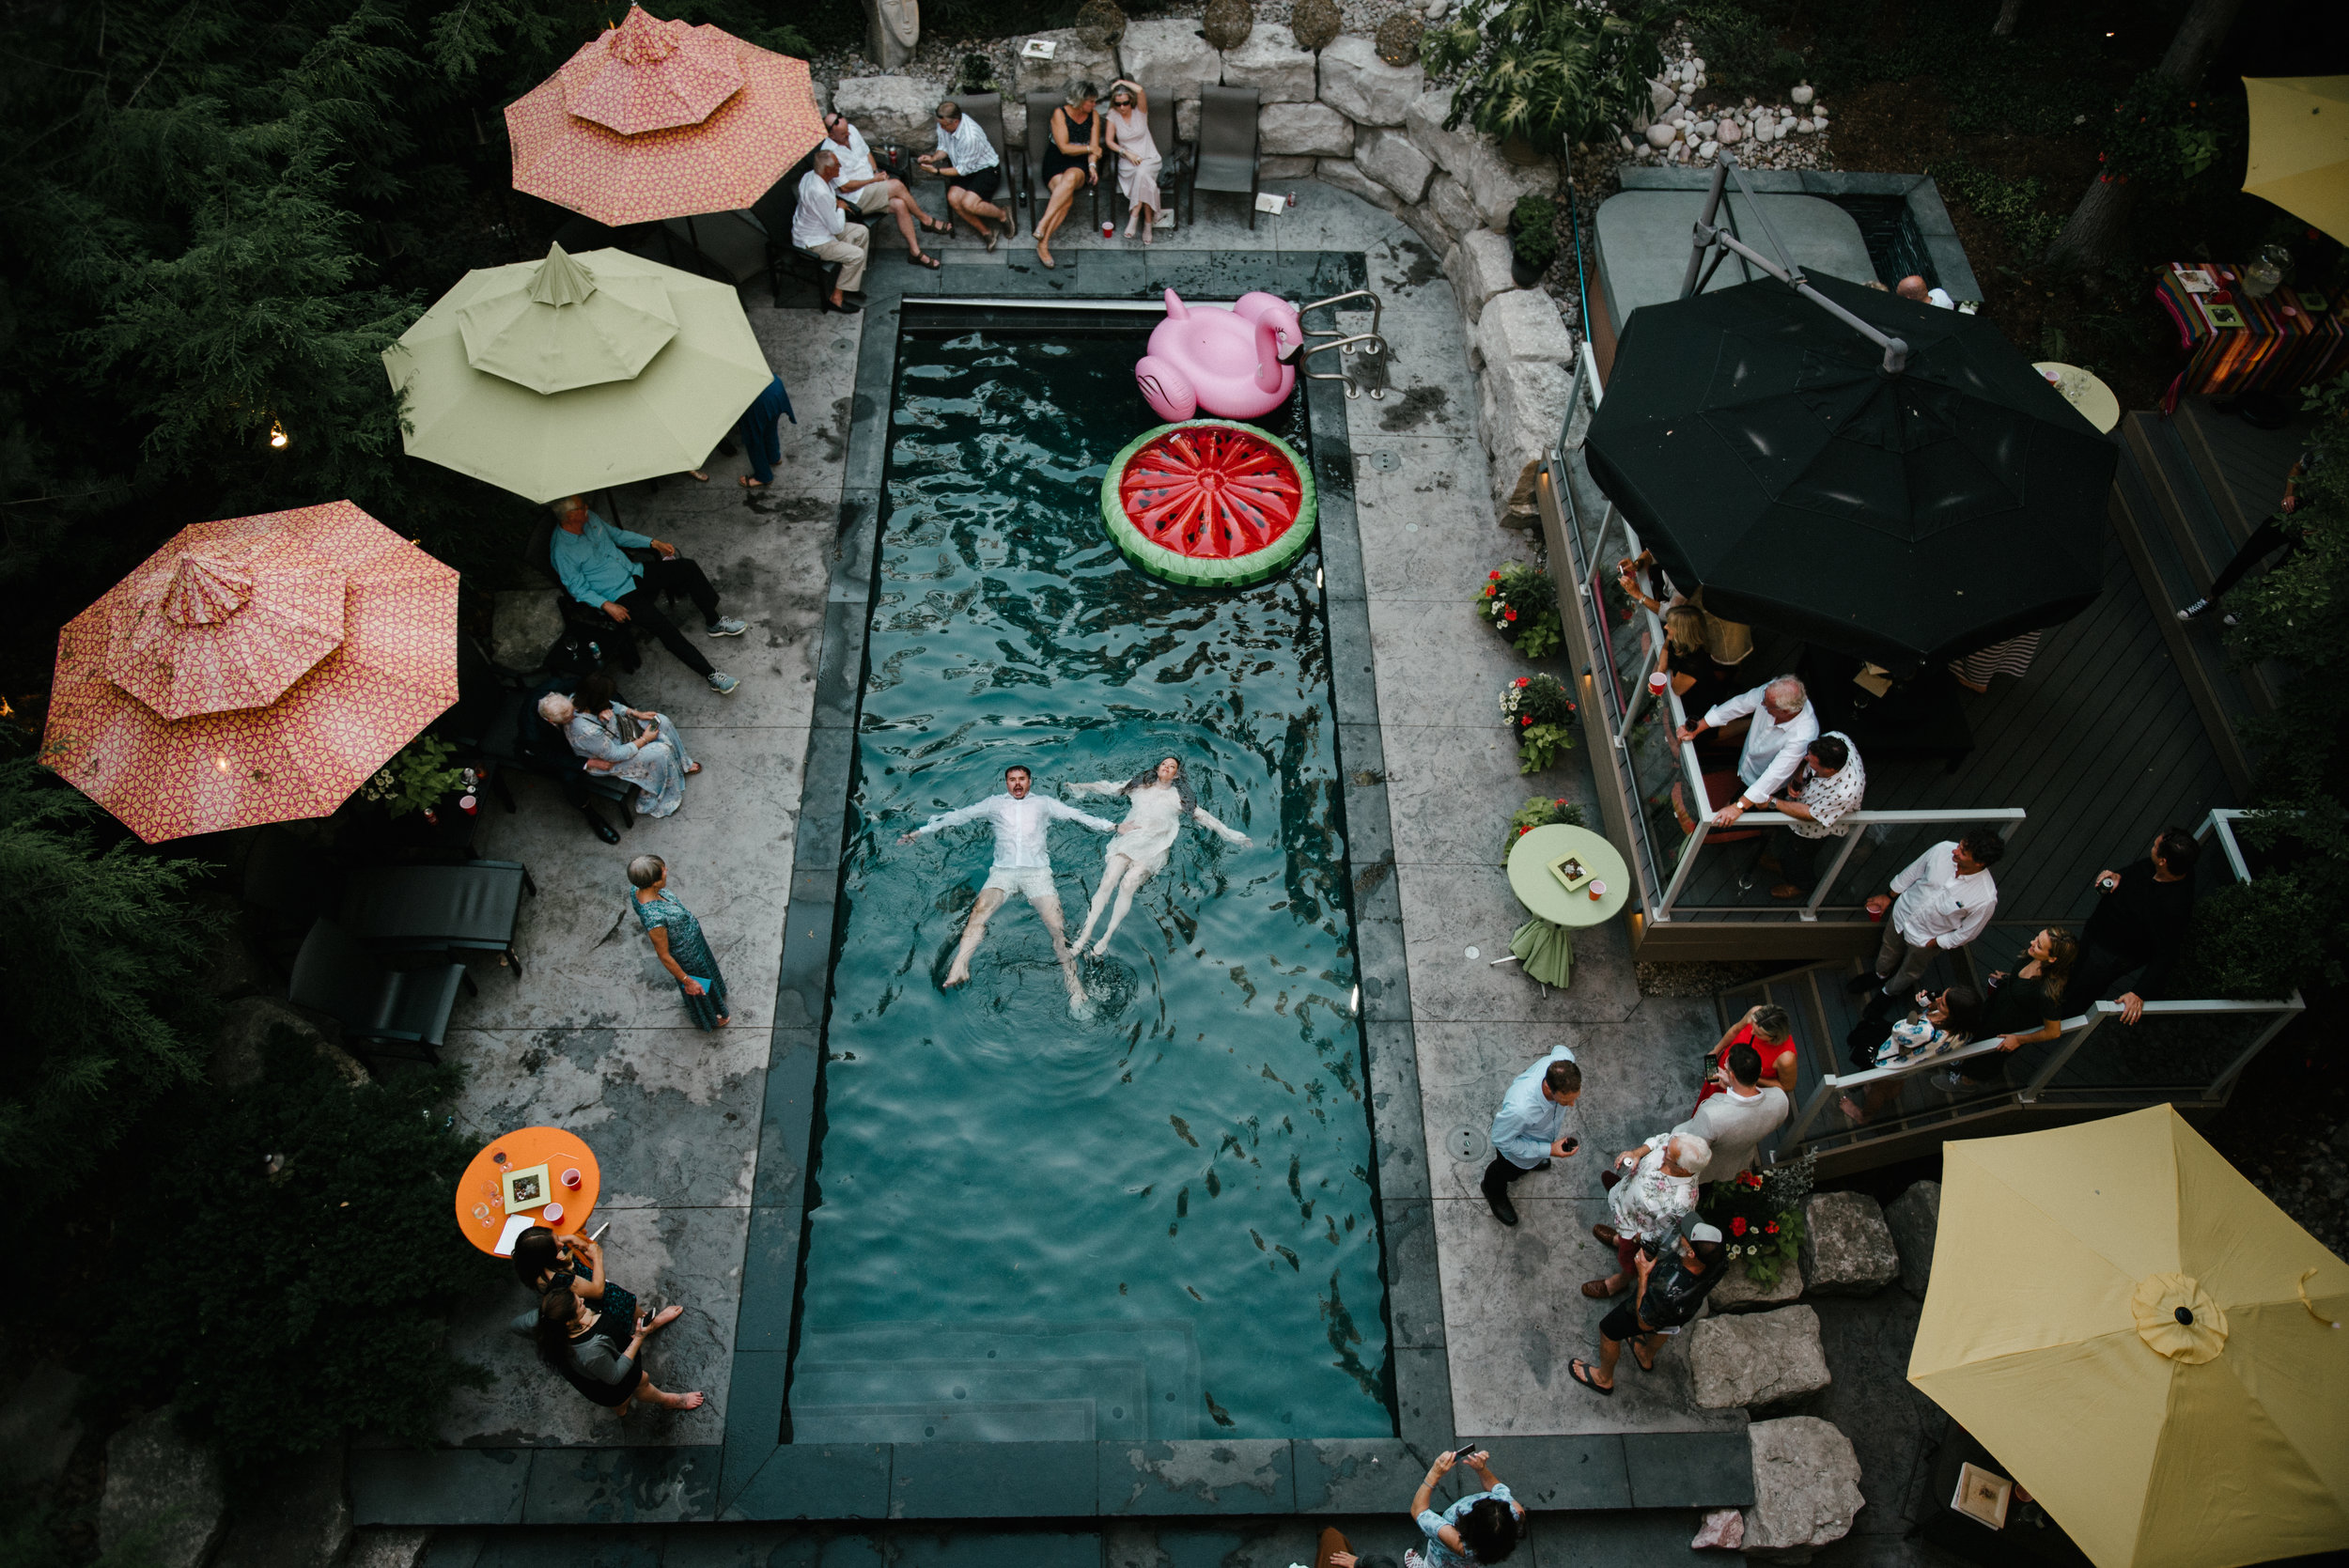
[684,762,702,775]
[738,474,766,488]
[1036,241,1055,269]
[715,1015,730,1027]
[664,1389,706,1410]
[647,1304,684,1331]
[943,960,971,987]
[1838,1094,1866,1124]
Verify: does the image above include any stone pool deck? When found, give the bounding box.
[372,179,1755,1529]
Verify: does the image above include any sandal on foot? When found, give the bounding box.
[1631,1341,1657,1374]
[984,230,1000,253]
[1568,1359,1614,1396]
[922,216,951,234]
[911,251,941,270]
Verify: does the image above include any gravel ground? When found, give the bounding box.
[1635,959,1784,997]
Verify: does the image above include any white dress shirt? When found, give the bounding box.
[1889,840,1998,949]
[790,167,846,250]
[829,124,879,185]
[1703,685,1821,805]
[934,114,999,175]
[912,792,1113,870]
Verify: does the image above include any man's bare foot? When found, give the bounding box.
[943,962,971,987]
[647,1304,684,1331]
[688,470,709,482]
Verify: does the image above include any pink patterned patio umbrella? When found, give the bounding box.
[40,501,459,843]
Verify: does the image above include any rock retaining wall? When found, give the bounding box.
[834,29,1583,538]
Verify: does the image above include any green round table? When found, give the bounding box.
[1505,824,1631,988]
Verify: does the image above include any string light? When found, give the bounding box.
[269,420,289,449]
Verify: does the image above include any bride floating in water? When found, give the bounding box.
[1067,757,1251,957]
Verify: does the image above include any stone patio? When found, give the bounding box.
[403,175,1748,1480]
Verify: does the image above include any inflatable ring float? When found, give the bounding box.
[1099,419,1317,588]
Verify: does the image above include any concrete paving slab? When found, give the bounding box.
[1394,861,1641,1024]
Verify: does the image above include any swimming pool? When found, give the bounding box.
[787,315,1393,1443]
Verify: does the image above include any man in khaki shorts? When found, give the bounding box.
[821,110,948,271]
[791,147,867,314]
[899,765,1130,1015]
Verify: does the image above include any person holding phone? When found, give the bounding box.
[1408,1449,1525,1565]
[1479,1044,1581,1228]
[1570,1221,1727,1395]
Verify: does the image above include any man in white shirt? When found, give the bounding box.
[917,98,1009,249]
[1897,274,1957,310]
[821,111,946,270]
[1676,675,1819,819]
[790,147,866,314]
[1848,830,2005,1013]
[899,765,1130,1010]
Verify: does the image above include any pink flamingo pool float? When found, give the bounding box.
[1135,288,1303,422]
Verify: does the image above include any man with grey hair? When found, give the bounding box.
[1583,1131,1708,1300]
[791,145,866,314]
[918,98,1008,249]
[1677,674,1819,825]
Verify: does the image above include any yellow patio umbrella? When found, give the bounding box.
[383,242,771,504]
[2242,76,2349,244]
[1909,1106,2349,1568]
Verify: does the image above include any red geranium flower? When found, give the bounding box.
[1483,585,1496,598]
[1731,1217,1749,1235]
[1490,570,1502,581]
[1504,608,1517,622]
[1765,1221,1779,1234]
[1521,715,1532,726]
[1515,676,1529,688]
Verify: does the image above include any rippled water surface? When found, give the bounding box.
[789,328,1392,1442]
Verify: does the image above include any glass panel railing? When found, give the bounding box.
[2033,1002,2292,1099]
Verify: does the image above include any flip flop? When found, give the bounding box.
[1631,1340,1657,1374]
[1568,1359,1614,1396]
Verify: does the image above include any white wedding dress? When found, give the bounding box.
[1066,779,1249,954]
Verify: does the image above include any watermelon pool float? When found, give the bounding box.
[1100,419,1317,588]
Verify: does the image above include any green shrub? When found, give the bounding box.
[99,1032,487,1480]
[1504,795,1585,862]
[1927,160,2065,261]
[0,755,213,1204]
[1423,0,1666,150]
[1512,195,1561,269]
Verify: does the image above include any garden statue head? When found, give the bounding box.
[1003,765,1032,800]
[628,854,668,892]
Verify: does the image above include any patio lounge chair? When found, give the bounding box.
[1023,90,1101,232]
[289,919,469,1063]
[340,862,536,977]
[1189,85,1261,229]
[526,513,654,673]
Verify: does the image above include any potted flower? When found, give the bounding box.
[1476,561,1562,658]
[1503,795,1585,862]
[359,736,466,822]
[1508,194,1560,287]
[1499,674,1578,773]
[1697,1156,1814,1287]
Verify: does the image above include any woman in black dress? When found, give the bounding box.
[1034,80,1101,270]
[1945,927,2077,1090]
[534,1287,704,1416]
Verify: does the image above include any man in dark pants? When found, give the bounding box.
[2063,828,2199,1023]
[1568,1222,1727,1395]
[1481,1045,1581,1227]
[550,497,745,695]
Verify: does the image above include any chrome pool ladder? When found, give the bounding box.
[1297,289,1388,399]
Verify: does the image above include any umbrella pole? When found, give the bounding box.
[1678,157,1733,301]
[1690,157,1913,376]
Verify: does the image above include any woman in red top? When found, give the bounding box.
[1695,1004,1797,1110]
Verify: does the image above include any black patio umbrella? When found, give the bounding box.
[1583,272,2116,671]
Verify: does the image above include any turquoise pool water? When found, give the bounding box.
[787,324,1392,1443]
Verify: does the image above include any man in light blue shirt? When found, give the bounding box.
[550,497,746,695]
[1482,1044,1581,1227]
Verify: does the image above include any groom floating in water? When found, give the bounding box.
[899,764,1130,1012]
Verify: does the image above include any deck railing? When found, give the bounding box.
[1772,805,2304,1162]
[1543,344,2029,928]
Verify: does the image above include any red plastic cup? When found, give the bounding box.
[1588,879,1608,902]
[1868,904,1887,923]
[542,1202,565,1225]
[1647,671,1669,698]
[1101,221,1114,239]
[562,1168,583,1189]
[459,793,478,816]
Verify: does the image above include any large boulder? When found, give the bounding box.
[1315,158,1401,212]
[1317,35,1425,126]
[1444,227,1517,323]
[1356,126,1434,203]
[100,1408,227,1568]
[1479,356,1574,521]
[1800,1191,1901,1296]
[1705,1256,1805,1314]
[1220,24,1318,103]
[1476,287,1576,365]
[1456,136,1558,230]
[348,1531,432,1568]
[1119,19,1221,100]
[1260,155,1319,180]
[1014,28,1119,103]
[211,1442,351,1568]
[833,75,947,152]
[1259,101,1356,158]
[1883,1180,1940,1298]
[1397,201,1454,253]
[0,1362,84,1493]
[490,587,561,673]
[1685,1304,1832,1409]
[1743,1417,1865,1559]
[1426,171,1478,241]
[1404,87,1476,178]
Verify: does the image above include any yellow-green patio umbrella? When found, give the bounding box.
[384,243,771,504]
[2242,76,2349,244]
[1908,1106,2349,1568]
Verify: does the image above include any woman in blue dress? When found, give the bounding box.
[540,675,699,818]
[628,855,730,1030]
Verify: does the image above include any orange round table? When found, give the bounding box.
[455,1126,602,1256]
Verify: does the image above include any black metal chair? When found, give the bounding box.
[515,675,643,834]
[1024,91,1102,232]
[1190,85,1262,229]
[1107,90,1191,229]
[526,513,651,673]
[289,920,469,1064]
[957,92,1020,237]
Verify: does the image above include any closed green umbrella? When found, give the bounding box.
[384,243,771,504]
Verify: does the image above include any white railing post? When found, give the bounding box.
[1655,819,1709,922]
[2019,1005,2112,1103]
[2208,999,2305,1099]
[1803,831,1870,923]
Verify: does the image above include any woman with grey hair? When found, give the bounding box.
[628,855,729,1030]
[537,674,699,818]
[1034,78,1101,270]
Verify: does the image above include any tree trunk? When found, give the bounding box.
[2043,0,2244,271]
[1992,0,2022,37]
